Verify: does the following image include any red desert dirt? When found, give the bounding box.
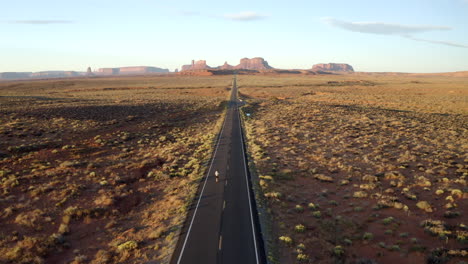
[0,75,230,263]
[0,72,467,264]
[238,73,467,264]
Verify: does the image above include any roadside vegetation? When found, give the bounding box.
[0,75,230,263]
[240,74,467,264]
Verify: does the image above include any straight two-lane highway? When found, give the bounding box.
[171,76,265,264]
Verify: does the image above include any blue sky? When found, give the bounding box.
[1,0,468,72]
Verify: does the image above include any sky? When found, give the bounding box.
[1,0,468,73]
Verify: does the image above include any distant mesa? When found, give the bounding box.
[97,66,169,75]
[0,60,358,80]
[179,58,356,76]
[31,71,81,78]
[181,57,273,72]
[181,60,212,71]
[312,63,354,73]
[236,57,273,70]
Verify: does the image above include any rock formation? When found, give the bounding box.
[98,68,120,75]
[235,57,273,70]
[30,71,80,78]
[219,62,235,70]
[312,63,354,72]
[119,66,169,74]
[181,60,212,71]
[86,67,94,76]
[181,57,273,71]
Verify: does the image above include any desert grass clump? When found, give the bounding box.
[402,188,417,200]
[363,232,374,241]
[332,245,345,257]
[343,238,353,246]
[264,192,282,199]
[312,211,322,218]
[295,204,304,213]
[295,224,306,233]
[2,236,48,264]
[279,236,293,245]
[117,241,138,251]
[421,220,451,239]
[399,232,409,238]
[450,189,463,198]
[14,209,44,229]
[456,231,467,244]
[296,253,309,262]
[314,174,333,182]
[382,216,394,225]
[416,201,433,213]
[390,245,401,251]
[353,191,368,198]
[443,211,461,218]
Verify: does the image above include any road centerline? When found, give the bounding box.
[171,74,265,264]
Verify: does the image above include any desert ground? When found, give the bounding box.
[0,73,467,264]
[0,75,231,263]
[239,74,467,264]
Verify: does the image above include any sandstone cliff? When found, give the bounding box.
[30,71,80,78]
[219,62,235,70]
[235,57,273,70]
[181,57,273,71]
[312,63,354,72]
[181,60,212,71]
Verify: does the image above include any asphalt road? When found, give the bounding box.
[171,76,265,264]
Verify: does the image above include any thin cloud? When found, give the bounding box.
[323,18,450,35]
[323,17,467,48]
[9,20,73,24]
[403,35,468,48]
[223,11,267,21]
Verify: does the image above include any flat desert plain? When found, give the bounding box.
[0,75,231,263]
[0,73,467,264]
[239,73,467,264]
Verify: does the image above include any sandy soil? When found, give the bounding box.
[239,74,467,264]
[0,75,231,263]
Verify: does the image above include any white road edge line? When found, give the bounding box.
[176,113,228,264]
[219,235,223,250]
[237,100,260,263]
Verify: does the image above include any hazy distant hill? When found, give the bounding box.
[97,66,169,75]
[0,71,83,80]
[0,66,170,80]
[0,72,33,79]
